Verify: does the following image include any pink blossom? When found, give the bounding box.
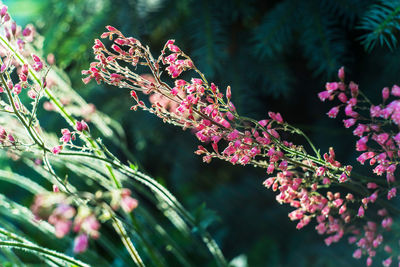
[382,87,390,101]
[0,6,7,17]
[73,234,89,253]
[338,67,345,81]
[366,182,378,189]
[344,104,358,117]
[60,129,71,143]
[366,257,372,266]
[326,82,339,91]
[121,195,138,213]
[51,145,62,155]
[387,188,396,200]
[352,248,362,259]
[356,136,368,151]
[343,118,356,128]
[318,90,331,101]
[382,257,392,267]
[76,120,89,132]
[392,85,400,96]
[349,82,359,97]
[382,217,393,229]
[357,206,364,217]
[327,106,339,118]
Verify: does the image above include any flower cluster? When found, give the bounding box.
[84,27,392,263]
[51,120,89,155]
[31,187,138,253]
[319,67,400,265]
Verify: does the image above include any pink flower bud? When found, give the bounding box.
[392,85,400,97]
[349,82,359,97]
[327,106,339,118]
[13,84,22,95]
[382,257,392,267]
[338,67,345,81]
[11,22,16,35]
[357,206,364,217]
[367,182,378,189]
[3,13,9,22]
[318,90,331,101]
[121,195,138,213]
[106,25,117,32]
[382,87,390,101]
[352,248,362,259]
[0,6,7,17]
[226,86,231,100]
[73,234,89,253]
[387,187,396,200]
[338,92,347,103]
[76,120,89,132]
[51,145,62,155]
[22,27,31,37]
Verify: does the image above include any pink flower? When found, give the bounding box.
[327,106,339,118]
[352,248,362,259]
[76,120,89,132]
[387,187,396,200]
[353,124,367,137]
[382,257,392,267]
[344,104,358,117]
[338,67,345,81]
[382,87,390,101]
[325,82,339,91]
[357,206,364,217]
[73,234,89,253]
[121,195,139,213]
[338,92,347,103]
[349,82,359,97]
[343,118,356,128]
[51,145,62,155]
[60,129,71,143]
[356,136,368,151]
[318,90,331,101]
[391,85,400,96]
[367,182,378,189]
[54,220,72,238]
[370,105,381,117]
[0,6,7,17]
[31,54,43,71]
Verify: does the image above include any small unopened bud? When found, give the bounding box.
[76,120,89,132]
[226,86,231,100]
[22,27,31,37]
[11,22,16,36]
[3,13,9,22]
[0,6,7,17]
[53,185,59,192]
[338,67,345,81]
[0,64,6,73]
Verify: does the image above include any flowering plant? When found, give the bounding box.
[0,1,400,266]
[82,26,400,266]
[0,4,227,266]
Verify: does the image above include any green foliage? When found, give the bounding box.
[359,0,400,52]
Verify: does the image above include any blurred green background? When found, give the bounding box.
[4,0,400,266]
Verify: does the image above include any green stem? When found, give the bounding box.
[0,240,89,267]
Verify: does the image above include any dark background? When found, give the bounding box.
[5,0,400,266]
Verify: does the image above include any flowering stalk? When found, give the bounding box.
[0,6,227,266]
[83,26,400,266]
[318,67,400,266]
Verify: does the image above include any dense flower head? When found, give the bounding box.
[319,67,400,265]
[82,28,382,265]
